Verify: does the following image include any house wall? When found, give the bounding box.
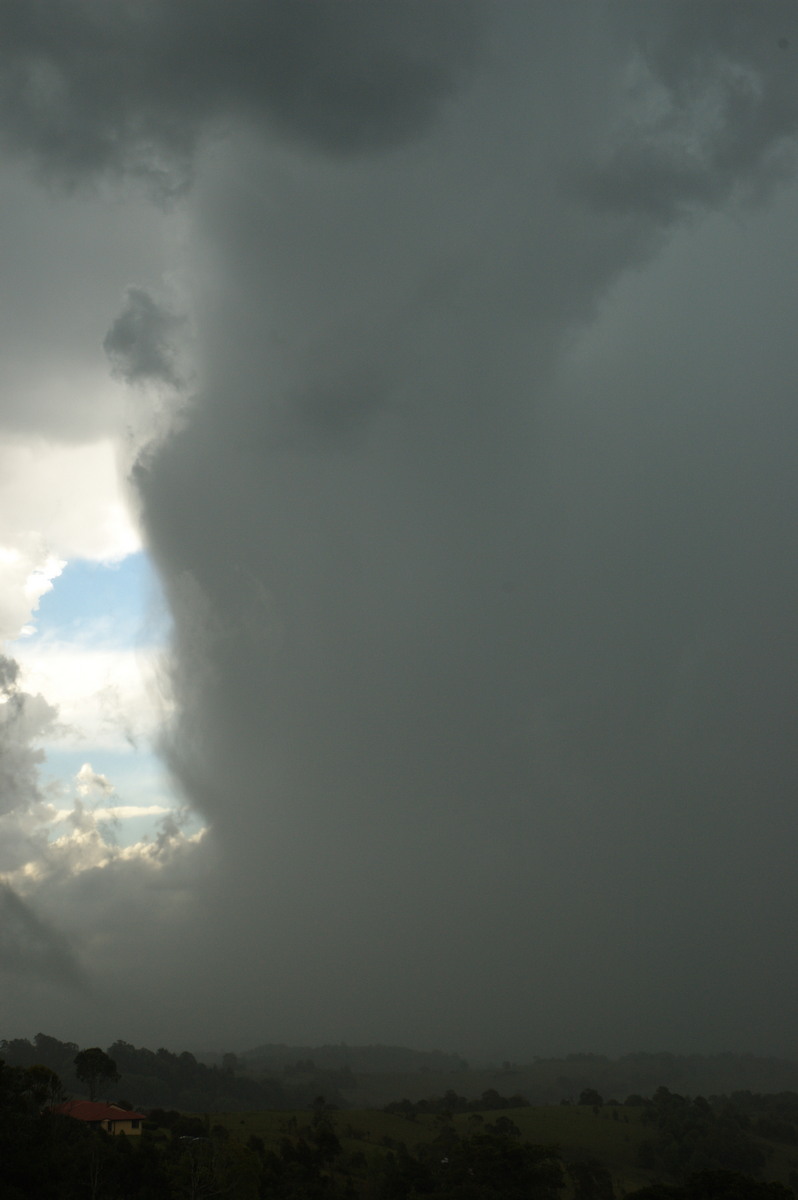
[107,1118,142,1135]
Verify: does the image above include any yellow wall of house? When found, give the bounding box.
[107,1119,142,1135]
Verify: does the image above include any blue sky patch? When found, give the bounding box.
[29,551,168,644]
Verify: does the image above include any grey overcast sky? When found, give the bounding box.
[2,0,798,1062]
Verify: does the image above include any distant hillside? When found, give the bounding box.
[518,1052,798,1104]
[6,1034,798,1118]
[316,1050,798,1110]
[239,1042,469,1075]
[0,1033,343,1111]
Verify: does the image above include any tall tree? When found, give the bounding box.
[73,1048,119,1101]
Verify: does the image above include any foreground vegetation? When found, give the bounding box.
[5,1036,798,1197]
[4,1053,798,1199]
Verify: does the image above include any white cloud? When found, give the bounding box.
[75,762,115,797]
[0,439,140,561]
[0,439,141,642]
[1,753,202,896]
[0,542,64,646]
[50,803,171,822]
[6,818,205,892]
[12,633,169,755]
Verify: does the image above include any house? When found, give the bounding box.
[51,1100,147,1135]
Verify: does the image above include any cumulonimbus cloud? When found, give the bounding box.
[0,0,481,195]
[2,1,798,1057]
[104,287,187,390]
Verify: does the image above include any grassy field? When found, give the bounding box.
[203,1103,655,1194]
[197,1101,798,1195]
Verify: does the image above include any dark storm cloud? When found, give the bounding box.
[0,883,85,987]
[0,0,480,193]
[3,1,798,1059]
[104,287,185,388]
[578,0,798,220]
[128,1,798,1058]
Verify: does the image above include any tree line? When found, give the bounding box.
[0,1033,344,1111]
[385,1086,530,1116]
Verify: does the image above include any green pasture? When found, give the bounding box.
[194,1102,798,1195]
[201,1103,655,1192]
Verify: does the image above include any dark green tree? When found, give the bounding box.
[568,1156,616,1200]
[74,1047,119,1101]
[23,1065,64,1109]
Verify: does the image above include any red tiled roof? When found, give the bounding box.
[52,1100,147,1122]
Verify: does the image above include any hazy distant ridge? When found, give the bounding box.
[240,1042,469,1074]
[6,1033,798,1112]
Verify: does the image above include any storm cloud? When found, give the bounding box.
[0,882,85,987]
[0,0,480,193]
[104,287,186,389]
[2,1,798,1059]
